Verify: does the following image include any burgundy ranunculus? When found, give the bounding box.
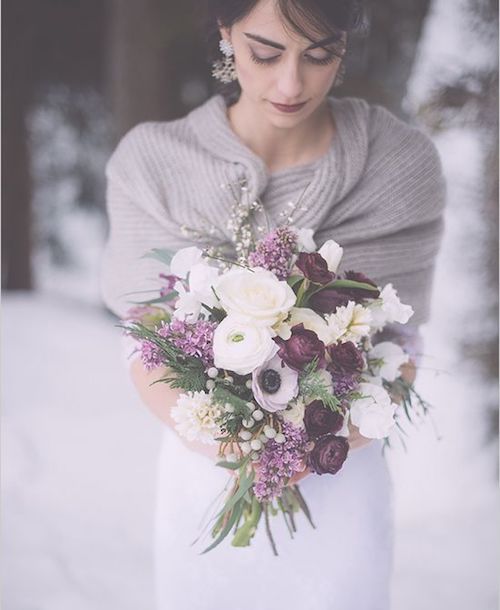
[327,341,365,375]
[304,399,344,439]
[296,252,335,285]
[308,289,351,314]
[274,323,326,371]
[307,434,349,475]
[336,270,380,302]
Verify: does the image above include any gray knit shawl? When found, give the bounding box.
[101,94,446,324]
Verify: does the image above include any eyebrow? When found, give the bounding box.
[243,32,341,51]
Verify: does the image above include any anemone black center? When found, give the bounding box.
[260,369,281,394]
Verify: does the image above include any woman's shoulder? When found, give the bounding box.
[105,114,195,186]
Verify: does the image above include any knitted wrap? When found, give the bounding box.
[101,94,445,326]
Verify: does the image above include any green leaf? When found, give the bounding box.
[286,274,304,288]
[201,499,245,554]
[129,293,177,306]
[216,460,245,470]
[329,279,379,292]
[217,468,255,518]
[141,248,174,266]
[231,495,262,547]
[291,485,316,529]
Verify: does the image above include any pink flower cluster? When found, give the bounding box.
[253,421,309,503]
[248,226,297,280]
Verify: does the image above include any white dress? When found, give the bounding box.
[153,425,394,610]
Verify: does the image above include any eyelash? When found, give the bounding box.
[249,51,336,66]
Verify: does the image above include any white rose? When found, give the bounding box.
[369,283,414,331]
[214,267,296,327]
[213,315,279,375]
[291,227,316,252]
[318,239,343,273]
[350,382,397,439]
[325,301,372,344]
[368,341,409,382]
[286,307,330,343]
[170,246,204,279]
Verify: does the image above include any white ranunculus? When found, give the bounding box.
[170,246,204,279]
[292,227,316,252]
[188,261,220,308]
[325,301,372,344]
[350,382,397,439]
[287,307,330,343]
[318,239,344,273]
[213,315,279,375]
[171,390,223,444]
[368,341,409,382]
[336,409,350,438]
[369,283,414,331]
[214,267,296,327]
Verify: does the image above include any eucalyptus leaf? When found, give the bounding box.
[201,499,244,554]
[141,248,174,266]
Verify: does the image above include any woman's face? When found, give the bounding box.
[221,0,346,128]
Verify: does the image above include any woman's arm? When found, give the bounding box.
[129,358,222,462]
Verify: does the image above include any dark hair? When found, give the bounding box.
[204,0,365,100]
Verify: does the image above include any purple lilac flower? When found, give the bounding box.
[140,340,163,370]
[331,372,360,397]
[248,226,298,280]
[158,318,216,366]
[253,421,309,502]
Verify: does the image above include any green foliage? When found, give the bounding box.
[298,357,341,412]
[141,248,174,266]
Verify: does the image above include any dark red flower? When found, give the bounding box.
[296,252,335,285]
[304,399,344,439]
[327,341,365,375]
[274,323,326,371]
[307,434,349,475]
[308,289,351,314]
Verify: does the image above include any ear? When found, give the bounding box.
[218,22,232,43]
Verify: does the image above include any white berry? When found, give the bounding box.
[250,439,262,451]
[206,379,215,390]
[275,433,286,444]
[239,430,252,441]
[242,418,255,428]
[225,453,238,463]
[253,409,264,421]
[240,441,251,454]
[226,376,234,383]
[207,367,218,378]
[224,403,234,413]
[245,380,253,388]
[264,426,277,439]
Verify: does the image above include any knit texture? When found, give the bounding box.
[101,94,446,324]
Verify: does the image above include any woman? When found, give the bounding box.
[101,1,445,608]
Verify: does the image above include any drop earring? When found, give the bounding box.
[212,39,237,83]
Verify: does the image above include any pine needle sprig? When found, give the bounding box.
[298,357,341,412]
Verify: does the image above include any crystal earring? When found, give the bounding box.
[333,61,346,88]
[212,39,237,83]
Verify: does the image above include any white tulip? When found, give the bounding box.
[170,246,204,279]
[292,227,317,252]
[318,239,344,273]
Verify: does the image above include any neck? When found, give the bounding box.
[227,95,335,173]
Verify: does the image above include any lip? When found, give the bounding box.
[270,101,307,113]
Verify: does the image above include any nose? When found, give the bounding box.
[275,57,304,102]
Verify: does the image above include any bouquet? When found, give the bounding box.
[121,184,429,555]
